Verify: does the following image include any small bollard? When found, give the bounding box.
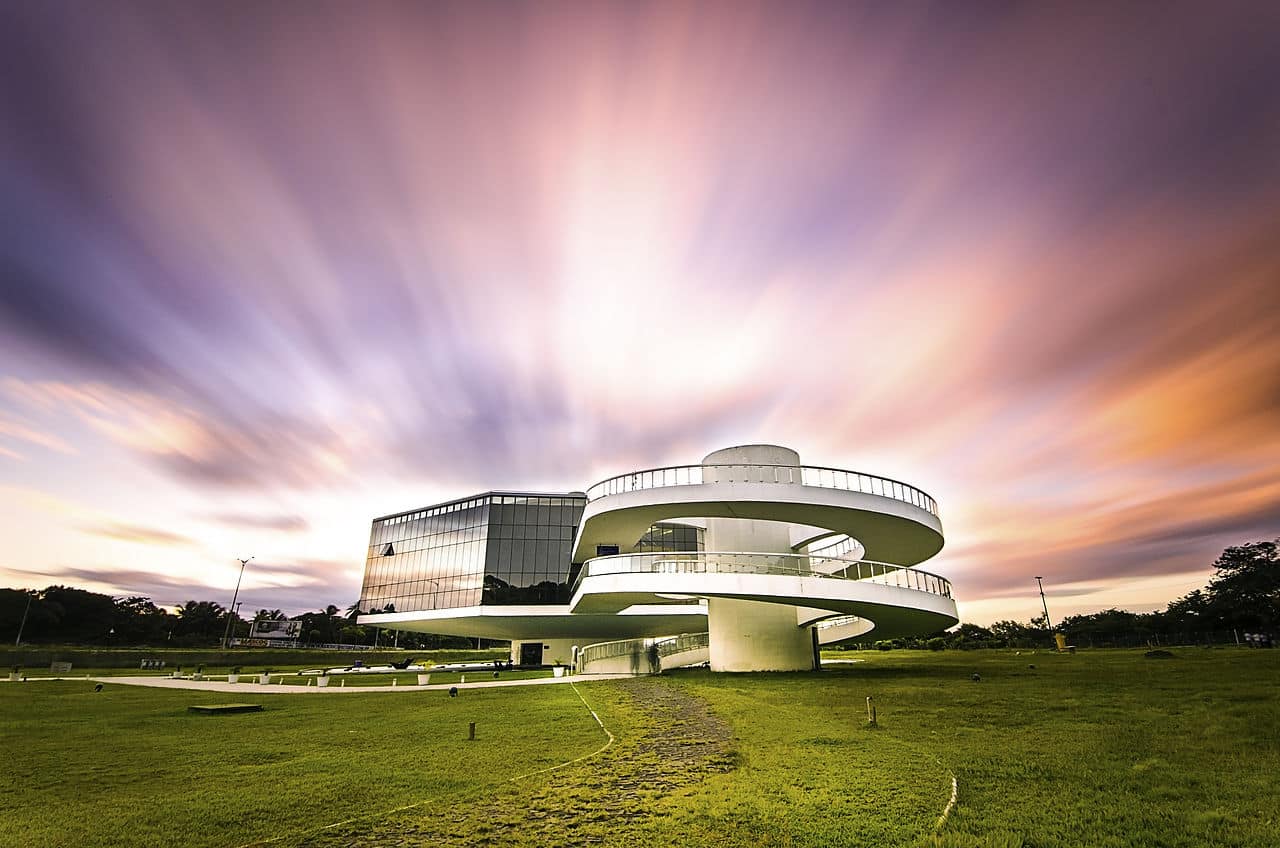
[392,678,397,687]
[866,696,877,726]
[468,721,476,741]
[460,674,466,684]
[341,679,346,687]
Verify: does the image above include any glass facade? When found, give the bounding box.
[358,492,586,614]
[483,494,586,605]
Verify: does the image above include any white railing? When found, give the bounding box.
[574,551,952,599]
[585,463,938,516]
[577,637,650,668]
[654,632,710,657]
[577,632,711,673]
[815,615,862,631]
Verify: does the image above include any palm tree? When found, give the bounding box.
[176,600,225,642]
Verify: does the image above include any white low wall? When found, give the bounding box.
[815,616,876,644]
[579,644,659,676]
[659,647,710,670]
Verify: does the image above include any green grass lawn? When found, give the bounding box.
[0,678,602,847]
[3,649,1277,847]
[931,647,1280,848]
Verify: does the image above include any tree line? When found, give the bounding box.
[0,588,478,649]
[2,540,1274,650]
[865,539,1278,650]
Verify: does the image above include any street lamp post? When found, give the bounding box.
[15,591,33,647]
[1035,576,1053,631]
[221,557,253,649]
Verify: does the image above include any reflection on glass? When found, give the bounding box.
[357,492,587,613]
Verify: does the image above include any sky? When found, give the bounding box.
[1,1,1278,625]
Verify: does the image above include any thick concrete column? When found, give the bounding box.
[703,445,815,672]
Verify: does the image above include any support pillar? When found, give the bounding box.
[703,445,815,672]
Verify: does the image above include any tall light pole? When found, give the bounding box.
[221,557,253,649]
[15,591,33,647]
[1035,576,1053,631]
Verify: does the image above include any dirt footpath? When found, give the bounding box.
[292,678,734,847]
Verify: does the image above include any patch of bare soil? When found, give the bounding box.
[295,678,734,847]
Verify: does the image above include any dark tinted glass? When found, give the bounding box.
[481,496,586,605]
[358,494,587,612]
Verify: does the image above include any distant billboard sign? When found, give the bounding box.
[251,618,301,640]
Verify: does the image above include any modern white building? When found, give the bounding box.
[357,445,957,673]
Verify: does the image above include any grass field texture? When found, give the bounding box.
[0,680,600,847]
[675,649,1280,848]
[2,648,1276,847]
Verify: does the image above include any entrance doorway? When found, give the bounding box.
[519,642,543,666]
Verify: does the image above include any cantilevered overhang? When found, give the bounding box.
[358,604,706,641]
[572,482,943,566]
[569,570,957,642]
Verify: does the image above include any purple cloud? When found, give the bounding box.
[2,2,1278,619]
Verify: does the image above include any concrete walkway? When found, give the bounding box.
[76,673,625,694]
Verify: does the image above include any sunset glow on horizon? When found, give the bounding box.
[2,2,1278,624]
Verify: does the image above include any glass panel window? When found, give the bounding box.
[358,491,592,613]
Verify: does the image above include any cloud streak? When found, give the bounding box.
[82,523,196,548]
[206,513,310,533]
[1,2,1278,619]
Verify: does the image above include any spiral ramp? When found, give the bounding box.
[571,445,958,672]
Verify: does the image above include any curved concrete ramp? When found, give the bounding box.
[814,614,876,644]
[577,633,711,675]
[573,567,956,642]
[571,450,957,670]
[573,477,942,566]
